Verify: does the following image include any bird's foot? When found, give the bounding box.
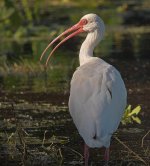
[104,147,109,166]
[84,143,89,166]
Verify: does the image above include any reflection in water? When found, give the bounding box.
[0,30,150,93]
[138,33,150,58]
[111,33,134,59]
[110,32,150,59]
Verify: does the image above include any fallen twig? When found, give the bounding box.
[114,136,147,165]
[63,146,83,159]
[42,130,48,147]
[141,130,150,148]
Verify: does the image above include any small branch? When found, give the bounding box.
[22,128,30,136]
[42,130,48,147]
[7,133,15,142]
[114,136,147,165]
[58,148,63,159]
[141,130,150,148]
[63,146,83,159]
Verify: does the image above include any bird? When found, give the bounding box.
[40,13,127,166]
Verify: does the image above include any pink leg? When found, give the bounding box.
[104,147,110,165]
[84,143,89,166]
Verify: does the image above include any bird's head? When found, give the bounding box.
[81,14,105,34]
[40,13,105,66]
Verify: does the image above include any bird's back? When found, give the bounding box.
[69,58,127,148]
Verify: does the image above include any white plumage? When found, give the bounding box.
[40,13,127,165]
[69,57,127,148]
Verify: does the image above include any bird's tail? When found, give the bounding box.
[85,134,111,148]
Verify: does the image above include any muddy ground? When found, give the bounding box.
[0,59,150,166]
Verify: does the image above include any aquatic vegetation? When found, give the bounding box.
[122,105,142,125]
[0,0,149,165]
[1,101,148,165]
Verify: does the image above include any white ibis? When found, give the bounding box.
[40,13,127,165]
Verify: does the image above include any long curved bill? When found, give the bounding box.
[40,21,85,66]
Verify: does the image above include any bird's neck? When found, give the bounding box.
[79,29,101,66]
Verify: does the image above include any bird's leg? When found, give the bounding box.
[84,143,89,166]
[104,147,110,165]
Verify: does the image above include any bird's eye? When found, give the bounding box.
[80,19,88,25]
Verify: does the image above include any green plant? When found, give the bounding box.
[122,105,142,125]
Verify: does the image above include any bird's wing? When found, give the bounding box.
[69,58,127,147]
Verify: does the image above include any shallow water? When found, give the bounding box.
[0,59,150,165]
[0,31,150,165]
[0,2,150,165]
